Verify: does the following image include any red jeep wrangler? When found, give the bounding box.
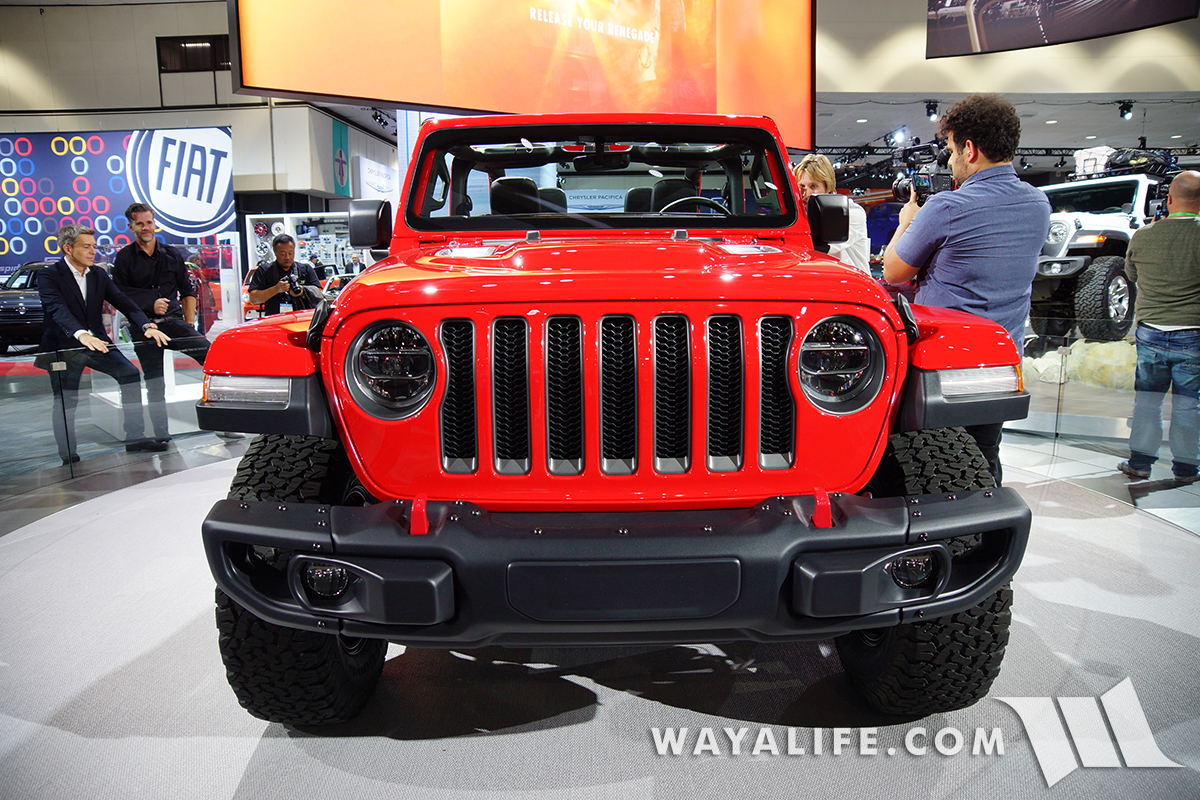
[198,114,1031,726]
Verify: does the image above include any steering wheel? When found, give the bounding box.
[659,196,732,215]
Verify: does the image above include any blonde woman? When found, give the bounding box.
[793,154,870,273]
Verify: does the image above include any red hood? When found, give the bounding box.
[329,237,894,330]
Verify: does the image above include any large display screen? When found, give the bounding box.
[229,0,814,149]
[0,128,236,264]
[928,0,1200,58]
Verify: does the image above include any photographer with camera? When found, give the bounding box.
[883,93,1051,484]
[247,234,322,316]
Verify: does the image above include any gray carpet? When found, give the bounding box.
[0,462,1197,799]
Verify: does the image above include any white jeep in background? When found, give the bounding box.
[1031,170,1172,341]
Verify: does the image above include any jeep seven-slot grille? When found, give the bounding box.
[438,312,798,477]
[706,316,743,472]
[545,316,584,475]
[653,316,691,474]
[492,317,531,474]
[439,319,477,473]
[599,316,637,474]
[758,316,796,468]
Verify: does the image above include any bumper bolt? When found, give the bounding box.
[312,542,323,551]
[984,490,994,497]
[915,610,924,618]
[908,498,919,505]
[316,520,328,527]
[761,503,770,510]
[317,620,328,629]
[946,494,956,500]
[278,505,287,511]
[782,510,793,517]
[449,514,459,522]
[238,502,248,509]
[317,507,327,514]
[703,524,713,532]
[911,510,921,517]
[618,527,629,535]
[532,528,543,536]
[456,499,464,505]
[918,532,928,542]
[472,509,481,517]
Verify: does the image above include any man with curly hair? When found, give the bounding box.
[883,93,1050,484]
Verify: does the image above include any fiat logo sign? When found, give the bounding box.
[125,128,236,238]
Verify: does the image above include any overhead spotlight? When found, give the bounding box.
[1054,157,1067,169]
[1020,157,1030,170]
[833,160,843,170]
[884,127,907,148]
[1138,136,1147,149]
[1118,101,1133,120]
[926,101,939,122]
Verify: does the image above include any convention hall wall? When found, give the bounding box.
[0,2,397,195]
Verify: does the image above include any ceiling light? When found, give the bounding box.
[1046,120,1058,124]
[1020,157,1030,170]
[1118,101,1133,120]
[1086,135,1097,140]
[884,127,907,147]
[925,101,938,122]
[856,119,868,124]
[1171,135,1183,139]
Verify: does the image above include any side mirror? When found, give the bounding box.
[348,199,393,250]
[807,194,849,246]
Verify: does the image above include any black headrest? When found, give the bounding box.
[651,178,696,212]
[538,187,567,213]
[491,176,541,215]
[624,186,652,213]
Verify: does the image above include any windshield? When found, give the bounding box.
[1043,180,1138,215]
[405,122,796,233]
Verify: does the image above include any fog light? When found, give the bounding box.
[889,553,935,589]
[304,563,350,597]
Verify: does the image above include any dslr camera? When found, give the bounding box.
[892,142,954,206]
[284,271,301,295]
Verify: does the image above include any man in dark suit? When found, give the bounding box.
[38,224,172,465]
[112,203,211,444]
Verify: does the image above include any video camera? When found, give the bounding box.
[892,142,954,206]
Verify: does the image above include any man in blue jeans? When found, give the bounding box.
[1119,170,1200,481]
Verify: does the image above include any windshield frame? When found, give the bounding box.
[402,122,797,234]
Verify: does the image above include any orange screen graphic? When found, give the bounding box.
[234,0,812,148]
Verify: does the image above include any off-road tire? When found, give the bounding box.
[837,427,1012,715]
[1029,312,1073,338]
[216,434,385,725]
[1074,255,1134,341]
[216,588,386,726]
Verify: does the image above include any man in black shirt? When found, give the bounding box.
[247,234,321,315]
[112,203,211,443]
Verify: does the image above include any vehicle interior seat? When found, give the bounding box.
[490,176,542,215]
[651,179,697,211]
[538,187,568,213]
[624,186,652,212]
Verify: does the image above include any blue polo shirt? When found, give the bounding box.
[895,164,1051,355]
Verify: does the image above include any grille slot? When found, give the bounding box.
[706,315,743,472]
[758,316,795,468]
[599,315,637,475]
[492,317,531,475]
[439,319,477,473]
[545,316,584,475]
[653,315,691,474]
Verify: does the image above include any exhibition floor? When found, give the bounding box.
[0,439,1198,799]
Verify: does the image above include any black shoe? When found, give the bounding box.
[126,439,169,453]
[154,436,172,444]
[61,454,81,466]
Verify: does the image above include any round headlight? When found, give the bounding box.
[346,321,436,419]
[1046,221,1069,245]
[799,317,884,413]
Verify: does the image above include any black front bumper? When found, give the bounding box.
[202,489,1030,647]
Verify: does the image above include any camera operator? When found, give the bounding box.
[883,93,1051,484]
[247,234,321,315]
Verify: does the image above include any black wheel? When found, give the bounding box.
[216,434,385,725]
[836,427,1012,715]
[1074,255,1134,341]
[1029,313,1072,338]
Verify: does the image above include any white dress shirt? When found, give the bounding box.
[65,257,90,341]
[828,200,870,274]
